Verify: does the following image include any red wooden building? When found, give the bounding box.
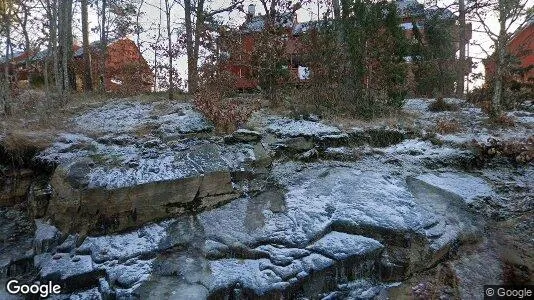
[73,38,153,93]
[484,21,534,83]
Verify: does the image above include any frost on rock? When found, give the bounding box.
[84,142,228,190]
[411,172,496,205]
[508,110,534,126]
[267,118,341,138]
[384,139,471,168]
[307,232,383,261]
[208,258,285,295]
[72,100,212,136]
[198,161,466,278]
[77,222,168,263]
[403,98,431,112]
[36,253,104,292]
[157,105,213,136]
[74,101,153,135]
[208,253,337,297]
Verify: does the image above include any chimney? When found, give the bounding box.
[247,4,255,20]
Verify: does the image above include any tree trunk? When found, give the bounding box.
[332,0,341,19]
[184,0,196,93]
[164,0,173,100]
[49,0,61,93]
[491,38,505,117]
[66,0,75,91]
[3,8,12,115]
[100,0,107,92]
[58,0,70,94]
[21,4,32,88]
[456,0,466,98]
[190,0,204,94]
[135,0,145,49]
[44,56,50,93]
[81,0,93,91]
[491,4,507,118]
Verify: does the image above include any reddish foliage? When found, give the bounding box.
[473,136,533,164]
[493,114,516,127]
[194,65,259,133]
[435,119,461,134]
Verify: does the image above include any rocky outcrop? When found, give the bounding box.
[0,207,34,279]
[33,102,275,235]
[45,143,239,235]
[0,169,34,207]
[36,253,105,292]
[224,129,262,144]
[2,98,532,299]
[349,127,407,147]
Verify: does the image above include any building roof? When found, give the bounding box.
[73,37,131,57]
[0,50,25,63]
[395,0,424,18]
[241,12,295,33]
[425,7,455,20]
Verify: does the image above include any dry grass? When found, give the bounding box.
[0,88,186,158]
[1,130,57,165]
[435,119,462,134]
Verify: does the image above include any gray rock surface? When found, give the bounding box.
[33,219,61,254]
[411,172,496,205]
[37,253,104,291]
[224,129,262,143]
[2,98,531,299]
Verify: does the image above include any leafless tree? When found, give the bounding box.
[57,0,73,95]
[39,0,61,93]
[469,0,532,116]
[100,0,108,92]
[180,0,245,93]
[164,0,175,99]
[0,0,14,115]
[81,0,93,91]
[457,0,466,97]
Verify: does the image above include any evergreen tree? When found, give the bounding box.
[412,12,456,97]
[341,0,408,118]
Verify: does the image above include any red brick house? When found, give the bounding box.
[1,38,153,94]
[222,7,303,90]
[223,0,458,90]
[484,21,534,83]
[73,38,153,93]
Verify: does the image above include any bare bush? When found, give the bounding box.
[428,97,458,112]
[194,63,259,133]
[473,136,533,164]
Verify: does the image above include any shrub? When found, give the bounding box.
[194,64,259,133]
[492,114,516,127]
[288,0,409,119]
[472,136,533,164]
[467,80,534,112]
[428,97,458,112]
